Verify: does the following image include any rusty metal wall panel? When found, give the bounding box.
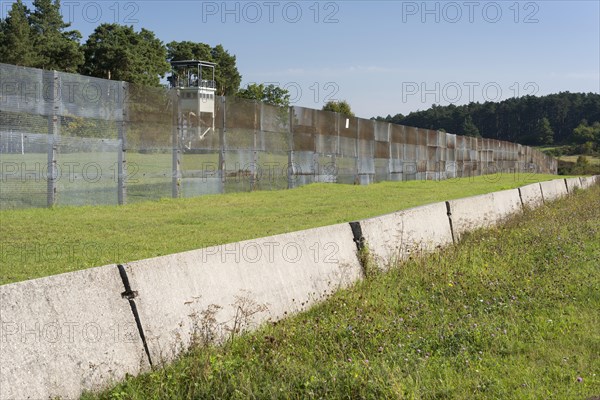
[438,131,447,148]
[261,103,289,134]
[374,158,390,182]
[373,121,389,142]
[338,136,357,158]
[446,148,456,162]
[390,142,404,160]
[426,130,438,147]
[357,139,374,158]
[292,132,315,152]
[339,116,359,138]
[226,97,257,130]
[375,140,390,159]
[405,126,418,145]
[291,106,317,134]
[315,111,338,137]
[416,128,427,146]
[389,157,403,174]
[405,143,417,161]
[427,146,437,162]
[446,133,456,149]
[359,120,375,141]
[390,124,405,143]
[315,133,337,154]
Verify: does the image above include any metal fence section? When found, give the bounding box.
[0,63,558,209]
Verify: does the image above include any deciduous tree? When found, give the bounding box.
[323,100,354,117]
[237,83,291,107]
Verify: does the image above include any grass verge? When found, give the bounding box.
[82,183,600,399]
[558,155,600,165]
[0,173,564,284]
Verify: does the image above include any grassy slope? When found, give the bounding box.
[536,146,600,174]
[559,155,600,165]
[83,185,600,400]
[0,173,562,284]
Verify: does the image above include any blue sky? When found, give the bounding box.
[6,0,599,118]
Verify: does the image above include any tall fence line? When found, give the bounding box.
[0,63,557,209]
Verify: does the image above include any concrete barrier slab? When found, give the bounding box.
[122,223,362,364]
[447,189,522,241]
[519,183,544,208]
[357,202,453,267]
[0,266,148,400]
[579,176,595,189]
[492,188,524,219]
[539,179,568,202]
[565,177,582,193]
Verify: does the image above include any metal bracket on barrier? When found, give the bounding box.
[117,264,153,366]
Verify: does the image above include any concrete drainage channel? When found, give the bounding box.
[1,176,598,399]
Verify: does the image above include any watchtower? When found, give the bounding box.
[169,60,217,145]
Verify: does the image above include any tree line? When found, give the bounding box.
[374,92,600,149]
[0,0,241,95]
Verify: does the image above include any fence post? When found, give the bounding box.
[402,125,407,181]
[251,101,259,190]
[172,90,181,198]
[355,118,360,184]
[332,113,339,183]
[46,71,59,207]
[219,96,226,186]
[117,82,128,205]
[287,106,294,189]
[390,122,395,181]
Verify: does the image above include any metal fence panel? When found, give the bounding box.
[124,84,173,202]
[54,135,120,206]
[0,132,48,209]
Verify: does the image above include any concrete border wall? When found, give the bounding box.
[356,202,453,268]
[519,183,544,208]
[580,176,597,189]
[0,265,149,399]
[565,177,582,193]
[1,177,597,399]
[446,189,522,241]
[539,179,568,202]
[122,223,363,364]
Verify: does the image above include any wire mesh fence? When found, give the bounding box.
[0,63,558,209]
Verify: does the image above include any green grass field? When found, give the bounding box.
[537,146,600,163]
[558,154,600,165]
[536,145,600,174]
[82,183,600,399]
[0,173,569,285]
